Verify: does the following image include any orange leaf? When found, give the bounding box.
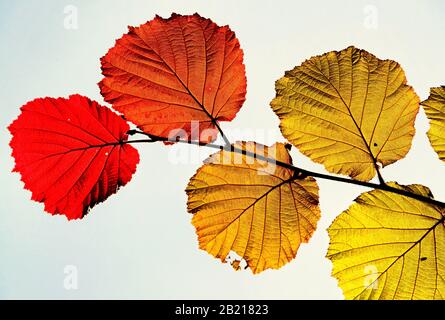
[99,13,247,143]
[187,142,320,273]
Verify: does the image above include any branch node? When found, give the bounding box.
[292,169,307,180]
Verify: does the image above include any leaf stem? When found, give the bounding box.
[213,120,231,147]
[376,166,386,185]
[125,132,445,209]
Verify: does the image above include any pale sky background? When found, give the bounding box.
[1,0,445,299]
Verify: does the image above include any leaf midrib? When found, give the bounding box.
[196,176,295,247]
[309,60,381,169]
[135,24,218,124]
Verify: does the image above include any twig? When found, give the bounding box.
[122,132,445,209]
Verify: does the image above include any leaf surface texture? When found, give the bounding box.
[100,13,247,142]
[271,46,419,181]
[8,95,140,220]
[422,86,445,161]
[187,142,320,273]
[327,182,445,299]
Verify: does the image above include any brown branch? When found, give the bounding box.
[123,131,445,209]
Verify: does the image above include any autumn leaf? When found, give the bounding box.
[8,95,140,220]
[327,182,445,299]
[99,13,247,143]
[186,141,320,274]
[270,46,419,181]
[421,86,445,161]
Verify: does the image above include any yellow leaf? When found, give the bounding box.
[327,182,445,299]
[270,46,419,181]
[186,142,320,274]
[421,86,445,161]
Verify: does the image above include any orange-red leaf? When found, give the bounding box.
[8,95,140,220]
[99,13,247,143]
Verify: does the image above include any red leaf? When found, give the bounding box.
[8,95,140,220]
[99,13,247,143]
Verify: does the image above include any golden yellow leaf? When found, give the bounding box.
[327,182,445,299]
[421,86,445,161]
[186,142,320,274]
[270,46,419,181]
